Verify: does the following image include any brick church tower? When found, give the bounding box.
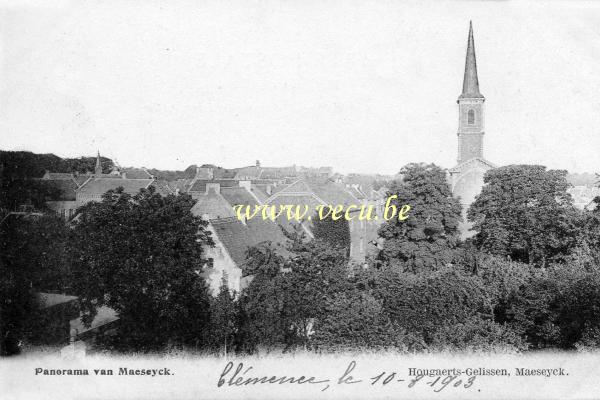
[457,21,485,164]
[448,22,495,238]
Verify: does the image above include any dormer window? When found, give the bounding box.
[468,109,475,125]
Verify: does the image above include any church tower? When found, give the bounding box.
[457,21,485,164]
[448,21,495,238]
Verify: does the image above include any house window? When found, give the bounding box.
[467,109,475,125]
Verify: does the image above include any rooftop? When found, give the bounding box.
[188,179,238,193]
[77,177,154,196]
[210,217,290,267]
[220,186,260,207]
[37,292,78,309]
[190,190,236,219]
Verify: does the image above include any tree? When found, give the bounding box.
[376,265,493,345]
[0,177,61,212]
[68,187,213,351]
[207,276,238,355]
[0,213,70,355]
[468,165,580,266]
[377,163,462,272]
[0,150,113,211]
[578,181,600,267]
[430,316,527,353]
[311,291,418,352]
[239,240,351,353]
[311,211,351,254]
[503,264,583,349]
[556,272,600,349]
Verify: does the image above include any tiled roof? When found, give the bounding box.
[188,179,238,193]
[190,190,236,219]
[234,166,262,180]
[250,184,270,202]
[265,178,362,209]
[264,184,287,196]
[77,178,154,196]
[73,174,94,187]
[170,179,192,193]
[122,168,153,179]
[259,167,298,179]
[308,180,358,205]
[220,187,260,207]
[267,195,322,210]
[210,217,290,267]
[272,180,313,195]
[247,219,291,257]
[346,186,366,200]
[212,168,238,179]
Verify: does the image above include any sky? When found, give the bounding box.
[1,0,599,175]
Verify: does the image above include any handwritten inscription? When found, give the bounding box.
[217,360,478,393]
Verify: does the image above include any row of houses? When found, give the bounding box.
[40,154,390,297]
[185,171,388,295]
[41,155,172,219]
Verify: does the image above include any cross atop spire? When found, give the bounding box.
[459,21,483,99]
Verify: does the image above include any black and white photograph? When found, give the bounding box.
[1,1,600,399]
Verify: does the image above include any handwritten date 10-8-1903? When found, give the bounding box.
[217,360,478,393]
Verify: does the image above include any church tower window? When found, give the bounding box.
[468,109,475,125]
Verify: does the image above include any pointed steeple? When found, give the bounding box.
[459,21,483,99]
[95,151,102,175]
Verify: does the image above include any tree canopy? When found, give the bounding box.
[377,163,462,272]
[68,186,213,351]
[311,211,351,254]
[468,165,580,266]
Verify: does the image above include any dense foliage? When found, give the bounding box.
[468,165,580,266]
[0,214,69,354]
[2,158,600,356]
[0,151,112,211]
[0,150,113,178]
[378,163,462,272]
[68,187,214,351]
[311,211,351,253]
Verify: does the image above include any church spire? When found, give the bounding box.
[460,21,483,99]
[95,151,102,175]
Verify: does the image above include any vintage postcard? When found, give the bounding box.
[1,0,600,399]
